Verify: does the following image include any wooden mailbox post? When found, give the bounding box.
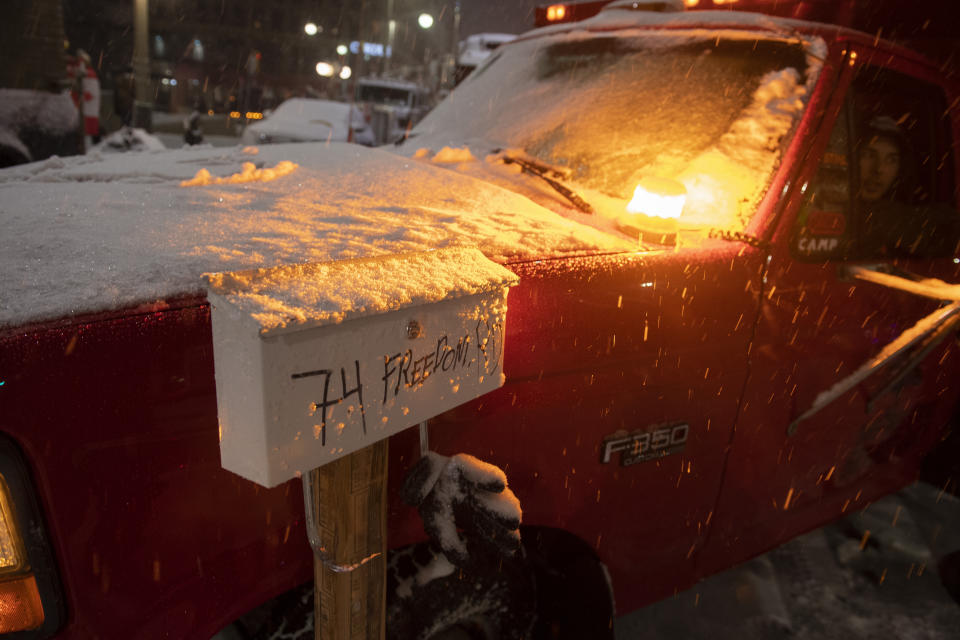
[305,441,388,638]
[204,247,518,639]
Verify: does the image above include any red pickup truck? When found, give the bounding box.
[1,2,959,638]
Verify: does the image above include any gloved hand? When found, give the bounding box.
[401,452,522,567]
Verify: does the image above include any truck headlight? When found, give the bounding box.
[0,436,63,636]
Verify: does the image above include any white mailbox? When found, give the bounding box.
[203,247,519,487]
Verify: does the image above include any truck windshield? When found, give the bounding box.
[358,85,413,106]
[414,30,818,231]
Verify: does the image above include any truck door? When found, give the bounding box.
[703,47,960,572]
[427,244,764,609]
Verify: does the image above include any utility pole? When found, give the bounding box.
[355,0,366,85]
[448,1,461,89]
[384,0,395,75]
[132,0,153,130]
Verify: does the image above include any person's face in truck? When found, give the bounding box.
[859,134,901,202]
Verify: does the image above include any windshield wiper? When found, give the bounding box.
[493,150,594,214]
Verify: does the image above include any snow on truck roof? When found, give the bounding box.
[530,2,850,40]
[0,142,632,330]
[536,0,938,67]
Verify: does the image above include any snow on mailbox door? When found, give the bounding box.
[203,246,519,487]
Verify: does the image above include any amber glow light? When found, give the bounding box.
[684,0,700,6]
[625,177,687,246]
[627,176,687,220]
[546,4,567,21]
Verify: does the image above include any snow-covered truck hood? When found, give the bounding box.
[0,142,632,329]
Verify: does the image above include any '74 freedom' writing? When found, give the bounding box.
[290,318,504,445]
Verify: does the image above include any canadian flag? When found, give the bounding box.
[80,65,100,137]
[69,53,100,137]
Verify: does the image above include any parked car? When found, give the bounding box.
[0,89,80,167]
[1,1,959,638]
[239,97,375,146]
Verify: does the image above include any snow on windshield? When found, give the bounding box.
[415,29,824,232]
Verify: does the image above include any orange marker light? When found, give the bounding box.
[0,575,44,632]
[0,476,45,632]
[546,4,567,21]
[0,478,27,575]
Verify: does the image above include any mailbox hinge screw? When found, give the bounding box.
[407,320,422,339]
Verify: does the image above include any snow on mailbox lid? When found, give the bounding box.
[203,246,519,487]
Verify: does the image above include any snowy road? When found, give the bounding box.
[157,132,241,149]
[616,482,960,639]
[209,482,959,639]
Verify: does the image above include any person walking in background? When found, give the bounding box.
[183,104,204,146]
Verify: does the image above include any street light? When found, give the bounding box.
[418,13,434,29]
[339,65,352,80]
[304,22,319,36]
[315,62,335,77]
[336,44,348,56]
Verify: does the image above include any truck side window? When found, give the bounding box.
[850,66,959,258]
[792,64,960,261]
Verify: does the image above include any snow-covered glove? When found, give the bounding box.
[401,452,522,567]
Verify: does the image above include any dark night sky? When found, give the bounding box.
[458,0,542,37]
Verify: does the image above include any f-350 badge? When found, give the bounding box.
[601,422,689,467]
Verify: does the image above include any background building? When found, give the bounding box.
[59,0,539,130]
